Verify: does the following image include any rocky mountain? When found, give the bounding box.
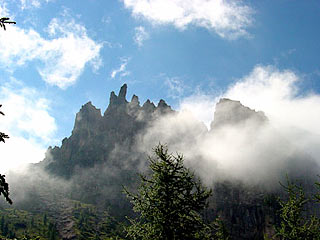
[41,84,174,178]
[211,98,267,129]
[18,84,318,239]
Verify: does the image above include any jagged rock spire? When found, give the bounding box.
[157,99,169,109]
[72,101,102,135]
[118,84,127,100]
[108,84,128,108]
[142,99,156,112]
[130,94,140,108]
[109,91,117,105]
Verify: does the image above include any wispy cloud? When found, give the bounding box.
[110,58,130,79]
[122,0,253,39]
[179,94,217,129]
[224,66,320,156]
[0,2,10,16]
[0,79,57,172]
[0,9,102,89]
[134,26,149,47]
[138,65,320,186]
[165,76,185,99]
[101,15,111,25]
[19,0,53,10]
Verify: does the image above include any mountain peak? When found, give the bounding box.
[72,101,102,135]
[142,99,156,112]
[118,84,127,100]
[130,94,140,106]
[157,99,168,108]
[107,84,128,112]
[211,98,267,129]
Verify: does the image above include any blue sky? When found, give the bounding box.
[1,0,320,171]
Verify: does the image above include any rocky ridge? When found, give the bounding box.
[42,84,174,178]
[36,84,319,239]
[211,98,267,129]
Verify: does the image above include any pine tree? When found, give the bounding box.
[0,105,12,204]
[124,144,213,240]
[0,216,4,233]
[43,213,47,226]
[274,178,320,240]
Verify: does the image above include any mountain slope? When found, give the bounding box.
[8,84,319,239]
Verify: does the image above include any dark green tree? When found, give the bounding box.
[272,178,320,240]
[0,216,4,233]
[124,144,213,240]
[213,217,230,240]
[43,213,47,226]
[0,105,12,204]
[0,105,9,143]
[0,19,16,204]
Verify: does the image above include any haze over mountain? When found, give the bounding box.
[37,83,318,185]
[1,1,320,239]
[2,84,319,239]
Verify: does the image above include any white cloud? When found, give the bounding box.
[102,15,111,25]
[0,12,102,89]
[179,94,218,129]
[0,2,10,16]
[122,0,253,39]
[165,77,185,99]
[19,0,53,10]
[0,80,57,172]
[110,58,130,79]
[224,65,320,158]
[134,26,149,47]
[138,65,320,187]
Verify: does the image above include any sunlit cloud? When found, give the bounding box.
[165,76,186,99]
[0,11,102,89]
[138,65,320,186]
[224,65,320,157]
[122,0,253,39]
[0,79,57,172]
[179,94,218,129]
[134,26,149,47]
[19,0,53,10]
[110,57,130,79]
[0,2,10,16]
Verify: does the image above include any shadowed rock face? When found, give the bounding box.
[42,84,174,178]
[211,98,267,130]
[37,85,319,239]
[72,101,102,136]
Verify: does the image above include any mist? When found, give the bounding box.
[135,65,320,188]
[2,64,320,207]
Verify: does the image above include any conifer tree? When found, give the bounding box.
[273,178,320,240]
[0,20,16,203]
[124,144,213,240]
[0,105,12,204]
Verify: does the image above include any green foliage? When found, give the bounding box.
[0,105,12,204]
[213,217,230,240]
[73,201,126,239]
[43,214,47,226]
[314,180,320,203]
[0,208,58,239]
[273,177,320,240]
[124,144,213,240]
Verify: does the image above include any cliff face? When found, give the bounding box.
[38,85,318,239]
[43,84,174,178]
[40,85,275,238]
[211,98,267,130]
